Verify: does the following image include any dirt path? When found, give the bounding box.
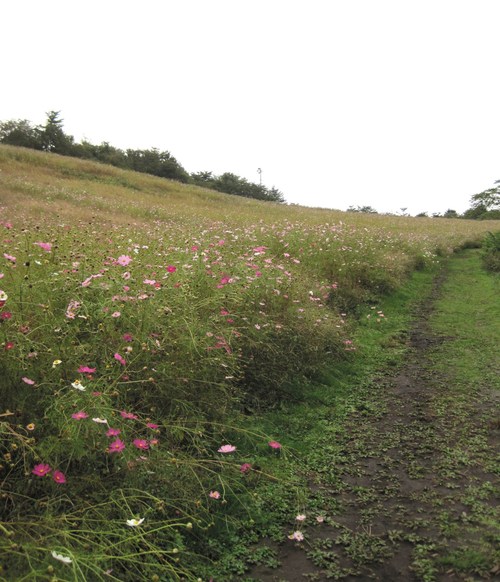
[250,254,499,581]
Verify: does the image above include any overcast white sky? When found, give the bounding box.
[2,1,499,215]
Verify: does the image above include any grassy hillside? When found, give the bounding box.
[0,145,497,580]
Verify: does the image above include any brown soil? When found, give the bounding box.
[248,271,499,581]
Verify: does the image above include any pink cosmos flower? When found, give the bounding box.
[35,242,52,252]
[143,279,156,285]
[3,253,16,263]
[65,299,81,319]
[108,439,125,453]
[52,470,66,484]
[0,311,12,320]
[149,438,159,446]
[133,439,149,450]
[111,311,121,318]
[22,377,35,385]
[146,422,159,429]
[106,428,121,437]
[240,463,252,474]
[117,255,132,267]
[218,444,236,454]
[114,353,126,366]
[122,333,133,342]
[120,410,138,420]
[268,440,282,450]
[296,514,306,522]
[71,411,89,420]
[32,463,51,477]
[78,366,96,374]
[209,490,221,499]
[166,265,176,273]
[288,531,304,542]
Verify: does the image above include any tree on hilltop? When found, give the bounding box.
[347,205,378,214]
[463,181,500,220]
[38,111,75,154]
[0,119,41,149]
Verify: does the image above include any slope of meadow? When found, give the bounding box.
[0,145,497,581]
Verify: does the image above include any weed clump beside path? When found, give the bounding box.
[0,146,498,580]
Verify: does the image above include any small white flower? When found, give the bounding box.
[126,517,145,527]
[51,550,72,564]
[295,514,306,522]
[71,380,86,391]
[92,417,108,424]
[288,530,304,542]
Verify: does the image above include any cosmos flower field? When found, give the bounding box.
[0,145,496,580]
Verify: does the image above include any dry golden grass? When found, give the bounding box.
[0,144,496,249]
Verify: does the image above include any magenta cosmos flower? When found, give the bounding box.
[108,439,125,453]
[114,353,126,366]
[34,242,52,252]
[52,470,66,484]
[268,440,282,449]
[120,410,138,420]
[133,439,149,450]
[106,427,121,437]
[32,463,51,477]
[71,411,89,420]
[218,444,236,453]
[78,365,96,374]
[240,463,252,473]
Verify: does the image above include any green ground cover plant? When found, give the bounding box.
[0,145,497,580]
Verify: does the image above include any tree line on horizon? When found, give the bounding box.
[0,111,285,204]
[1,112,499,218]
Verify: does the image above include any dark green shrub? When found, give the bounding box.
[481,231,500,272]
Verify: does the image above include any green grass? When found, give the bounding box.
[430,250,499,389]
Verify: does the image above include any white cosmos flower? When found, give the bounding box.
[51,550,72,564]
[126,517,145,527]
[71,380,86,391]
[288,531,304,542]
[92,417,108,424]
